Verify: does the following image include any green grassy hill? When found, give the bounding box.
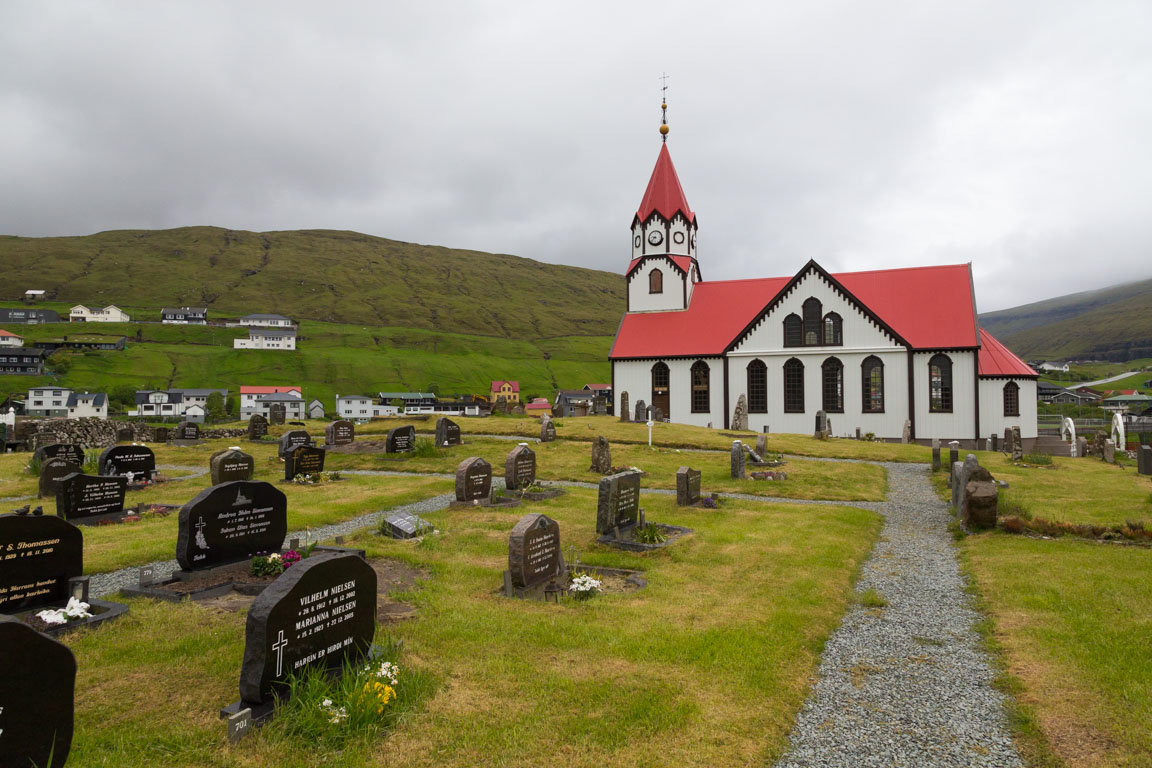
[0,227,626,404]
[980,276,1152,361]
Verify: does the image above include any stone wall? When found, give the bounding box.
[12,418,245,449]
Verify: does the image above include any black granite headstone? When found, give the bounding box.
[176,481,288,570]
[152,426,169,443]
[676,466,701,506]
[508,513,561,589]
[455,457,492,501]
[540,419,556,443]
[98,444,156,481]
[324,420,354,446]
[116,427,134,443]
[238,553,377,704]
[435,417,461,446]
[210,448,255,485]
[39,457,82,499]
[0,514,83,613]
[386,425,415,453]
[382,511,434,539]
[0,618,76,768]
[285,445,326,481]
[32,431,62,451]
[277,430,311,458]
[1139,445,1152,476]
[33,443,85,465]
[55,474,128,524]
[504,444,537,491]
[268,403,286,425]
[248,414,269,441]
[175,421,200,441]
[596,471,641,534]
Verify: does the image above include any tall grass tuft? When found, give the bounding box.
[26,454,43,477]
[410,438,443,459]
[83,450,100,474]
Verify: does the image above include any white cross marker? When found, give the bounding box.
[272,630,288,677]
[196,517,207,537]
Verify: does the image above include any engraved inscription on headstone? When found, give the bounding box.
[619,391,629,422]
[175,421,200,441]
[55,474,128,524]
[0,619,76,768]
[277,430,312,458]
[268,404,286,425]
[455,457,492,502]
[284,445,326,481]
[0,514,83,613]
[676,466,701,506]
[540,418,556,443]
[176,481,288,570]
[228,708,253,743]
[325,420,354,446]
[98,444,156,481]
[508,514,561,589]
[386,425,415,453]
[248,413,269,440]
[39,457,81,499]
[210,448,255,485]
[435,417,461,446]
[730,441,745,479]
[382,511,434,539]
[504,444,537,491]
[596,471,641,534]
[33,443,85,465]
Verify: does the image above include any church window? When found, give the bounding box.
[783,314,802,347]
[651,362,669,405]
[929,354,953,413]
[821,357,844,413]
[691,361,710,413]
[649,269,663,294]
[1003,381,1019,417]
[784,358,804,413]
[747,359,767,413]
[803,298,822,345]
[861,356,884,413]
[822,313,843,345]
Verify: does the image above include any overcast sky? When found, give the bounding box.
[2,1,1150,312]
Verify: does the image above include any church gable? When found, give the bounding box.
[729,261,906,354]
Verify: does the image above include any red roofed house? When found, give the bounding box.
[239,385,303,420]
[525,398,552,417]
[0,329,24,348]
[490,381,520,405]
[610,135,1037,446]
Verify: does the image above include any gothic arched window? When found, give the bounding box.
[861,356,884,413]
[822,313,843,345]
[747,358,767,413]
[690,360,710,413]
[803,298,822,345]
[783,314,802,347]
[822,357,844,413]
[784,358,804,413]
[929,354,953,413]
[1003,381,1020,417]
[649,269,663,294]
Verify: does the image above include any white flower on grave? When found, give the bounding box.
[37,597,93,625]
[569,574,602,594]
[267,553,281,561]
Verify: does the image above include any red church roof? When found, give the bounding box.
[635,144,694,224]
[977,330,1037,377]
[611,262,986,359]
[626,254,695,278]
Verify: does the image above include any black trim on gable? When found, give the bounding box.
[626,254,692,281]
[724,260,911,353]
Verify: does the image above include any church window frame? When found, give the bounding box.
[784,357,804,413]
[929,354,953,413]
[802,298,822,346]
[747,358,767,413]
[821,357,844,413]
[1003,381,1020,417]
[861,356,885,413]
[822,312,843,345]
[783,314,802,347]
[690,360,710,413]
[649,268,663,294]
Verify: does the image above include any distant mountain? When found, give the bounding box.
[980,277,1152,361]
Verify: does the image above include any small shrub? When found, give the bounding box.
[855,589,888,608]
[1000,517,1025,534]
[83,450,100,474]
[410,438,442,459]
[632,523,667,545]
[26,454,42,477]
[251,553,285,577]
[1022,453,1053,466]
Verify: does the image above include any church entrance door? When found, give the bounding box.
[651,362,670,419]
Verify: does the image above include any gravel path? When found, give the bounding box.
[772,462,1022,768]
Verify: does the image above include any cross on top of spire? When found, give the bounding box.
[659,72,669,142]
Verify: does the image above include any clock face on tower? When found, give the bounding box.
[647,230,664,246]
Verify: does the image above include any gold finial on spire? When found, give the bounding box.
[659,72,670,141]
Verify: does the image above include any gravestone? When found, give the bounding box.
[39,457,81,498]
[248,414,268,441]
[116,427,134,443]
[152,426,169,443]
[948,440,960,468]
[731,440,745,479]
[1003,427,1014,454]
[504,444,536,491]
[175,421,200,441]
[756,434,767,456]
[285,445,326,481]
[951,454,981,513]
[901,420,911,444]
[596,471,641,535]
[32,431,62,451]
[589,436,611,474]
[1012,427,1023,461]
[619,391,630,422]
[385,425,415,453]
[56,473,128,524]
[814,410,827,438]
[985,436,993,451]
[237,553,377,705]
[435,417,461,446]
[731,394,748,431]
[98,444,156,481]
[33,443,85,465]
[931,446,941,471]
[634,400,646,423]
[210,448,255,485]
[856,427,862,440]
[0,513,83,613]
[325,420,354,446]
[1076,436,1088,459]
[455,457,492,502]
[540,418,556,443]
[382,511,434,539]
[268,404,286,425]
[508,513,562,589]
[593,396,607,415]
[176,481,288,570]
[277,430,311,458]
[963,465,999,529]
[1138,445,1152,476]
[652,406,663,423]
[676,466,702,506]
[0,619,76,768]
[1103,439,1116,464]
[991,433,999,452]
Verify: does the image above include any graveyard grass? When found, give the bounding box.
[63,489,881,768]
[960,533,1152,768]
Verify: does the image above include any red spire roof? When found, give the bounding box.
[636,144,694,224]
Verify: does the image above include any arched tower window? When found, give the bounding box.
[822,313,843,345]
[651,362,670,417]
[690,360,710,413]
[821,357,844,413]
[1003,381,1020,417]
[649,268,663,294]
[783,314,802,347]
[802,298,822,345]
[929,354,953,413]
[861,356,884,413]
[747,359,767,413]
[783,358,804,413]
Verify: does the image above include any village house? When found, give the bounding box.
[610,135,1038,447]
[234,327,297,350]
[491,380,520,404]
[307,398,325,419]
[239,386,302,418]
[335,392,482,420]
[32,335,126,352]
[238,313,295,328]
[0,308,62,324]
[0,329,24,347]
[553,389,595,417]
[129,388,228,419]
[0,348,46,375]
[1101,393,1152,414]
[69,304,131,323]
[23,290,46,303]
[161,306,208,324]
[525,397,552,417]
[25,387,108,419]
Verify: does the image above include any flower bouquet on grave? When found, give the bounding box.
[35,597,93,626]
[568,571,602,601]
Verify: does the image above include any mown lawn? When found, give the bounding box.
[961,533,1152,768]
[64,489,882,768]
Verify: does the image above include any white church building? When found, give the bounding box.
[610,139,1037,447]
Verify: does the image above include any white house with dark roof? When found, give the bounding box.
[25,387,107,419]
[70,304,130,323]
[238,313,295,328]
[161,307,208,324]
[246,392,306,420]
[234,327,297,350]
[239,386,302,417]
[128,388,228,418]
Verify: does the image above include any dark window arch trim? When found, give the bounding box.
[747,358,767,413]
[861,355,885,414]
[690,360,710,414]
[821,356,845,413]
[649,268,663,294]
[928,353,954,413]
[783,357,804,413]
[1003,380,1020,417]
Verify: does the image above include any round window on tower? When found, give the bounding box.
[673,231,685,244]
[634,235,641,249]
